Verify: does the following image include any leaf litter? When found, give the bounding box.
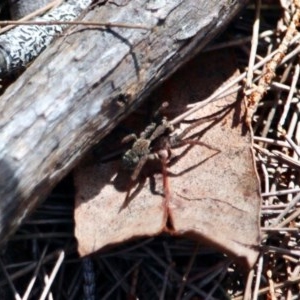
[74,49,261,268]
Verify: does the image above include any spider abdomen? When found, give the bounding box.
[122,138,151,170]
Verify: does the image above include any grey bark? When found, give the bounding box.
[0,0,248,245]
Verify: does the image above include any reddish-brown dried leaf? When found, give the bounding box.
[74,50,261,268]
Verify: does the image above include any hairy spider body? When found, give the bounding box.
[121,117,174,180]
[122,138,152,170]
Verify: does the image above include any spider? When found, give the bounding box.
[121,115,174,181]
[121,103,219,181]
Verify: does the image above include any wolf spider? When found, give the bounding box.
[121,103,219,181]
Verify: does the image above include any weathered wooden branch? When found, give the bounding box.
[0,0,248,245]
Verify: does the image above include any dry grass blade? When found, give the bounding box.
[39,250,65,300]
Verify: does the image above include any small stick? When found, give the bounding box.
[267,270,276,300]
[0,20,151,30]
[281,132,300,157]
[252,255,263,300]
[21,246,48,300]
[261,187,300,197]
[277,207,300,228]
[281,38,300,63]
[278,64,300,130]
[264,245,300,256]
[272,150,300,167]
[271,81,294,91]
[245,0,261,88]
[253,136,291,148]
[271,193,300,227]
[261,227,299,231]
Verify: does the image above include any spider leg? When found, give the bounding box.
[140,122,157,139]
[153,101,169,119]
[122,133,137,144]
[149,117,174,142]
[131,154,149,181]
